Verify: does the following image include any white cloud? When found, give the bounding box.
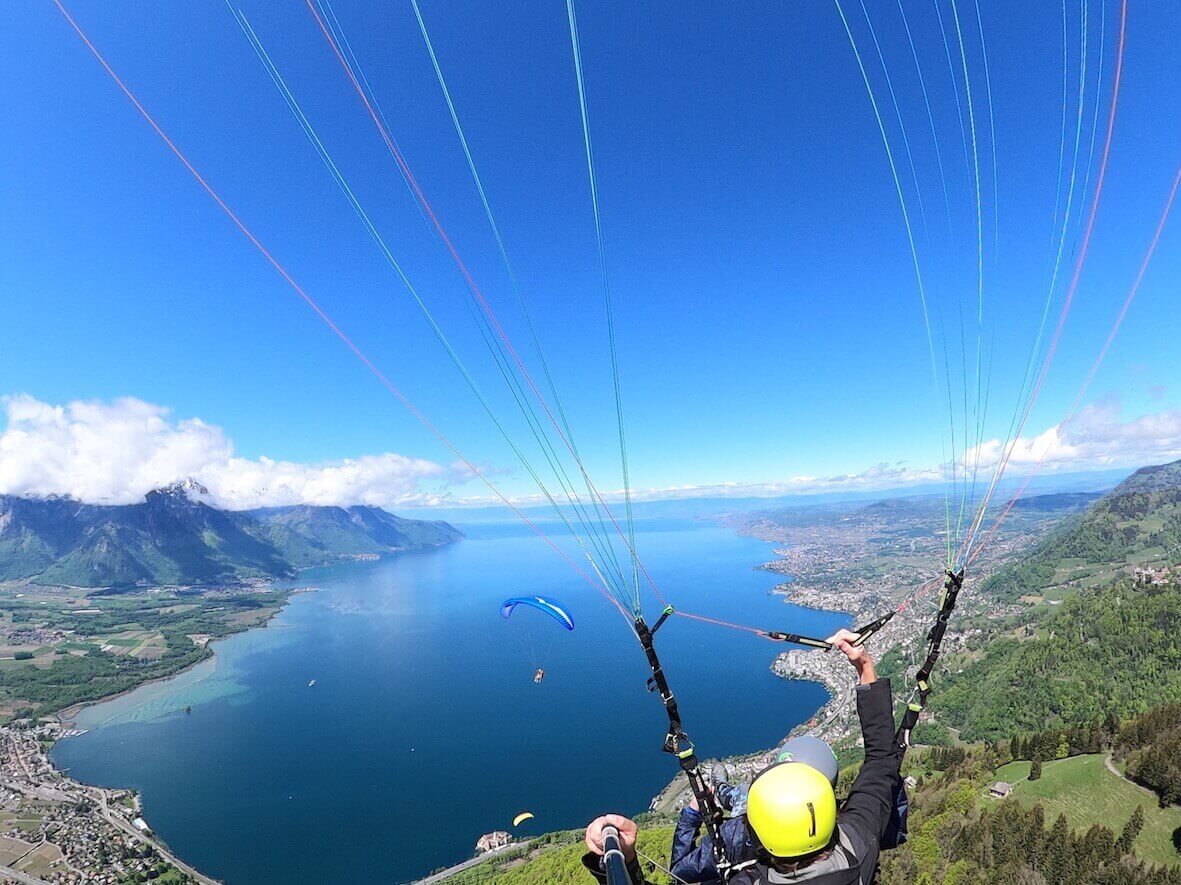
[451,462,950,508]
[626,462,948,502]
[5,393,1180,513]
[449,402,1181,508]
[964,400,1181,474]
[0,395,451,509]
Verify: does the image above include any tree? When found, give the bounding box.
[1030,759,1043,781]
[1042,813,1071,883]
[1116,805,1145,855]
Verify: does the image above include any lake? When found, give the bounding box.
[52,519,847,883]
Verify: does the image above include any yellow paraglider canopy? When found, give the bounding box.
[512,812,534,828]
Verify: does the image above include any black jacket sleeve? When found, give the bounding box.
[837,678,903,855]
[581,850,653,884]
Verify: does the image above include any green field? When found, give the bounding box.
[996,754,1181,866]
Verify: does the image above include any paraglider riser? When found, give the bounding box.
[634,615,733,882]
[896,568,965,750]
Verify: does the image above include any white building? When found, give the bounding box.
[475,831,512,854]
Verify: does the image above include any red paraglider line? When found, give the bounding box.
[303,0,674,611]
[674,610,768,637]
[51,0,630,622]
[970,162,1181,565]
[960,0,1129,555]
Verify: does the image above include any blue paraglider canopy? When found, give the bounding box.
[500,596,575,631]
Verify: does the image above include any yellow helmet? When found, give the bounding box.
[746,762,838,858]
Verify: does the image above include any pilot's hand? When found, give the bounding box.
[584,814,638,862]
[827,628,877,684]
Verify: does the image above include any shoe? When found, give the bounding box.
[710,762,730,785]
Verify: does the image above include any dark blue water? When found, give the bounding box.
[52,520,845,884]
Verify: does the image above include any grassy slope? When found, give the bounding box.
[993,754,1181,867]
[439,827,676,884]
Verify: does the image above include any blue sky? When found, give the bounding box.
[1,0,1179,507]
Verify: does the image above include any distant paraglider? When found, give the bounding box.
[512,812,535,828]
[500,596,574,683]
[499,596,575,631]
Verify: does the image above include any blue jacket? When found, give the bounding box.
[671,808,756,882]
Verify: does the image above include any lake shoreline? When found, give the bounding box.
[22,586,322,885]
[54,586,318,732]
[46,522,845,883]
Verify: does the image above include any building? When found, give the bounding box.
[988,782,1012,799]
[475,831,512,855]
[1132,566,1172,586]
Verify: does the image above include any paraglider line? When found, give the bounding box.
[307,0,652,615]
[971,162,1180,563]
[51,0,630,622]
[407,0,632,595]
[959,0,1128,562]
[566,0,641,606]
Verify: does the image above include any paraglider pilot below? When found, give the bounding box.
[582,628,903,884]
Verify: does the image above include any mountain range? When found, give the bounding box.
[982,458,1181,600]
[0,481,462,589]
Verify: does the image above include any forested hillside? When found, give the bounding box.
[983,459,1181,601]
[931,578,1181,740]
[879,703,1181,883]
[1116,703,1181,807]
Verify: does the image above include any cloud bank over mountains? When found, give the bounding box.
[2,394,1180,509]
[0,395,449,509]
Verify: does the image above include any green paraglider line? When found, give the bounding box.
[306,0,651,617]
[407,0,633,596]
[566,0,642,613]
[50,0,635,627]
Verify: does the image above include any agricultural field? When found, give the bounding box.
[994,754,1181,867]
[0,582,292,720]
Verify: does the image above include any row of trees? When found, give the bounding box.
[1118,703,1181,807]
[921,714,1121,779]
[1010,714,1122,764]
[923,801,1166,885]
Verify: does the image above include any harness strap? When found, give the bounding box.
[635,616,733,882]
[896,568,964,749]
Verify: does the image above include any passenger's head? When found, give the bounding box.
[745,762,837,865]
[773,735,839,786]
